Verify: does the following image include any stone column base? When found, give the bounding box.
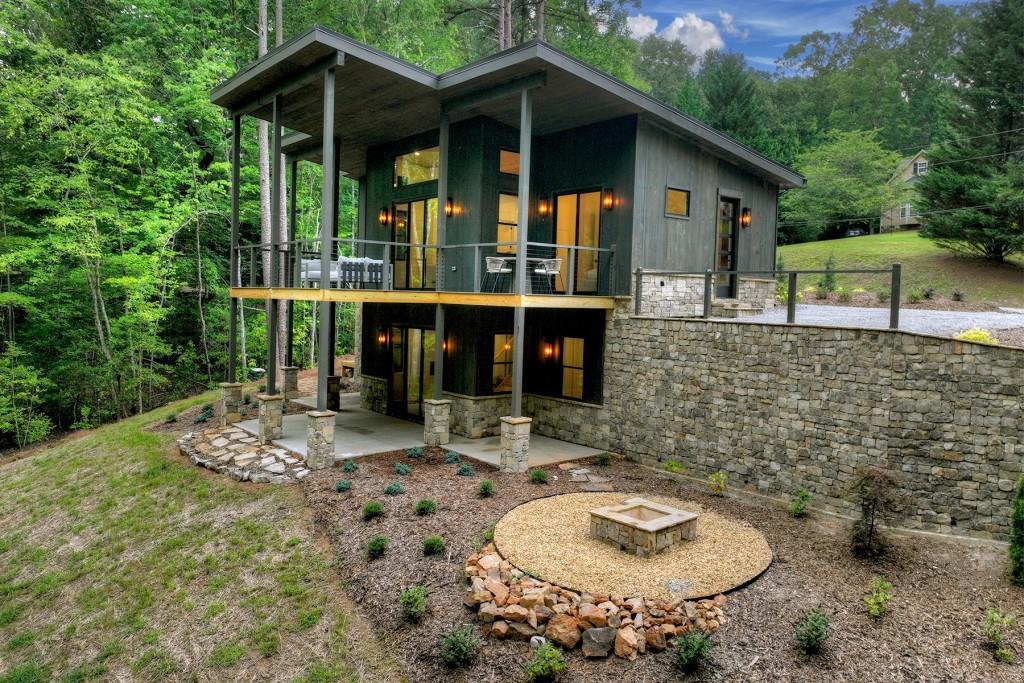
[257,394,284,444]
[305,410,336,470]
[499,416,532,473]
[423,399,451,447]
[281,366,300,399]
[218,382,243,426]
[327,375,342,411]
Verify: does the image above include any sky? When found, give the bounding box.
[626,0,968,71]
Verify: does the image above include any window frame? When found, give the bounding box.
[496,192,518,254]
[491,333,514,394]
[393,146,440,189]
[560,336,585,400]
[913,160,928,176]
[498,149,520,176]
[664,185,691,219]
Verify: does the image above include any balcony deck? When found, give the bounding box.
[229,286,617,309]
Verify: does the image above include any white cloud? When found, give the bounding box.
[627,13,659,40]
[658,13,724,55]
[717,11,749,39]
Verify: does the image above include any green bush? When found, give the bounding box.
[334,479,351,493]
[1011,476,1024,586]
[164,412,178,424]
[384,482,404,496]
[395,463,411,476]
[526,642,567,682]
[922,286,936,299]
[788,488,812,518]
[951,289,965,301]
[595,452,611,466]
[794,605,829,656]
[876,288,891,303]
[529,469,548,484]
[362,501,384,521]
[707,471,728,496]
[863,576,893,619]
[399,586,428,621]
[407,446,423,459]
[415,498,437,516]
[444,452,460,464]
[456,464,474,477]
[674,630,712,672]
[478,479,496,497]
[194,405,214,424]
[814,284,830,300]
[836,286,851,303]
[817,252,837,294]
[439,625,480,667]
[908,289,923,304]
[342,459,358,473]
[242,393,251,404]
[367,535,388,559]
[483,523,496,542]
[423,535,445,556]
[850,468,902,558]
[982,608,1017,664]
[663,459,683,474]
[956,327,997,344]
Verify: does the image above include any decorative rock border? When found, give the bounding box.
[178,425,311,483]
[464,544,726,660]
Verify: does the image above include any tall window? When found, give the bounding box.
[492,334,513,392]
[499,149,520,175]
[561,337,584,400]
[392,198,438,289]
[497,193,518,254]
[394,147,440,188]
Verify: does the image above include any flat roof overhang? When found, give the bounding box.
[229,287,617,310]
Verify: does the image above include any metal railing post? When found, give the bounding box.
[566,248,575,297]
[703,269,713,318]
[633,268,643,315]
[473,245,481,292]
[787,272,797,324]
[890,263,901,329]
[382,243,392,291]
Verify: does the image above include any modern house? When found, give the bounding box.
[880,150,927,232]
[210,26,803,471]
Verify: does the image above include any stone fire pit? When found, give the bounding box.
[590,497,698,557]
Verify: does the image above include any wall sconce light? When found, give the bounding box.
[443,337,452,354]
[542,342,554,359]
[445,197,454,218]
[377,331,387,346]
[602,190,614,211]
[378,207,389,226]
[740,207,752,228]
[538,197,549,218]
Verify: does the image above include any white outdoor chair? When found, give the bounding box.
[484,256,513,292]
[533,258,562,293]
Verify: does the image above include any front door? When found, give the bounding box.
[716,197,739,298]
[392,198,438,290]
[388,326,435,418]
[554,191,602,293]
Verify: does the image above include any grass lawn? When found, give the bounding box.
[778,231,1024,306]
[0,393,396,683]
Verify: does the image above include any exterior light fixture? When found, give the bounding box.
[443,337,452,353]
[542,342,553,359]
[602,190,614,210]
[377,331,387,346]
[538,197,549,217]
[445,197,454,218]
[378,207,389,226]
[740,207,752,228]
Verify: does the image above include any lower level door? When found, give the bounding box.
[716,197,739,298]
[389,326,435,418]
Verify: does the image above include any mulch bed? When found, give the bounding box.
[304,452,1024,682]
[802,291,1001,312]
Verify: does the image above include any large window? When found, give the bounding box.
[392,198,438,289]
[665,186,690,218]
[499,149,520,176]
[561,337,584,400]
[492,334,513,392]
[497,193,518,254]
[394,147,440,188]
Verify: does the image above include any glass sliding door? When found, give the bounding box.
[554,191,601,293]
[392,198,438,290]
[388,326,435,419]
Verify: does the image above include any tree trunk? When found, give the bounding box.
[497,0,512,50]
[258,0,271,289]
[537,0,545,41]
[275,0,287,373]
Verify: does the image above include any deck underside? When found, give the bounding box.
[230,286,617,309]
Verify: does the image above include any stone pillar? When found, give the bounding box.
[327,375,342,411]
[423,399,451,447]
[499,416,532,473]
[256,394,284,444]
[281,366,299,399]
[305,410,336,470]
[218,382,243,426]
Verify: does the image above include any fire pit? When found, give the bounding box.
[589,497,698,557]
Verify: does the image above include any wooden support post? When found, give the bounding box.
[228,114,241,382]
[510,89,532,418]
[267,94,282,395]
[286,156,297,368]
[317,67,336,410]
[787,272,797,324]
[890,263,901,329]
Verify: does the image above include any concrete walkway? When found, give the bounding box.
[721,304,1024,337]
[236,393,604,467]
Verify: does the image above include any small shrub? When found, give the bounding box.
[595,452,611,466]
[194,405,214,424]
[951,289,965,301]
[423,535,445,556]
[334,479,351,493]
[1010,476,1024,586]
[707,471,728,496]
[876,288,891,303]
[526,642,567,682]
[399,586,428,621]
[788,488,812,518]
[478,479,496,497]
[836,286,851,303]
[663,459,683,474]
[164,412,178,424]
[814,284,830,300]
[242,393,251,404]
[922,286,936,300]
[529,469,548,484]
[863,576,893,619]
[444,452,460,464]
[674,630,712,672]
[907,289,923,304]
[982,608,1017,663]
[439,625,480,667]
[384,482,404,496]
[395,462,411,476]
[456,463,474,477]
[342,459,358,473]
[362,501,384,521]
[956,328,997,344]
[415,498,437,516]
[407,446,423,459]
[367,535,388,559]
[210,642,246,667]
[794,605,829,656]
[483,523,496,542]
[849,467,904,558]
[817,252,837,294]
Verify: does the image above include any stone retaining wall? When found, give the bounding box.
[445,392,510,438]
[360,375,387,414]
[636,273,776,318]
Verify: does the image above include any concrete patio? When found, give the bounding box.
[235,392,605,467]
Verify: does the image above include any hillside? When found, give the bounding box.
[778,231,1024,307]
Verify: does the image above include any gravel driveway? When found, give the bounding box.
[725,304,1024,337]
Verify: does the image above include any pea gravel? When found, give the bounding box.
[494,492,772,599]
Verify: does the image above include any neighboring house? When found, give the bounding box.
[880,150,928,232]
[210,27,802,465]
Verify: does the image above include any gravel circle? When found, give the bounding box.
[493,492,772,600]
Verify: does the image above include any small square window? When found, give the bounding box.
[913,161,928,176]
[665,187,690,218]
[499,150,520,175]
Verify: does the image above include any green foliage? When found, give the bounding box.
[193,405,214,424]
[414,498,437,516]
[0,344,53,448]
[342,459,358,473]
[362,501,384,521]
[1011,477,1024,586]
[956,328,997,345]
[907,289,923,304]
[395,462,410,476]
[444,452,460,464]
[406,446,423,459]
[209,642,245,668]
[789,488,812,518]
[818,252,837,293]
[456,464,474,477]
[383,482,404,496]
[164,412,178,424]
[478,479,496,498]
[836,286,851,303]
[595,453,611,466]
[982,608,1017,663]
[876,288,891,303]
[864,576,893,619]
[529,469,548,484]
[334,480,351,493]
[526,642,567,682]
[708,471,728,496]
[399,586,428,622]
[674,630,712,672]
[439,625,480,668]
[422,535,445,556]
[663,459,683,474]
[794,605,830,656]
[850,468,903,558]
[366,535,388,559]
[633,35,697,105]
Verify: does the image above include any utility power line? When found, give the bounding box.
[791,148,1024,184]
[890,127,1024,154]
[777,204,996,228]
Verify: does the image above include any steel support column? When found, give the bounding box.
[510,89,532,417]
[228,114,241,382]
[267,94,282,394]
[432,112,450,400]
[316,67,336,410]
[286,156,297,368]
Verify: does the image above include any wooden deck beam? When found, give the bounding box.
[228,287,615,310]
